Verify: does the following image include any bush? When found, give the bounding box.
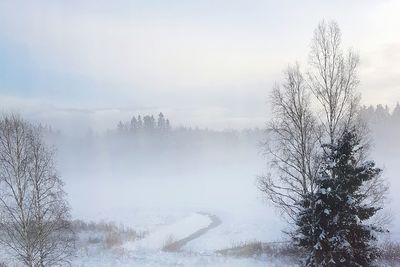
[104,231,123,249]
[71,219,144,250]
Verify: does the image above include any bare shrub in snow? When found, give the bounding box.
[217,241,301,262]
[104,231,123,249]
[72,219,143,251]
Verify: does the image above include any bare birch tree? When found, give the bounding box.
[307,20,387,208]
[29,126,75,266]
[0,114,36,266]
[307,20,360,145]
[0,114,74,266]
[259,64,321,221]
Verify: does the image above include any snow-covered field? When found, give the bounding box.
[54,139,294,266]
[71,212,296,267]
[124,212,212,251]
[73,249,294,267]
[52,135,400,266]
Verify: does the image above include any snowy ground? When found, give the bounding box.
[63,144,288,243]
[55,137,400,266]
[72,212,296,267]
[124,212,212,251]
[73,250,294,267]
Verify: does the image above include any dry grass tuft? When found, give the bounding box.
[104,231,123,249]
[72,219,145,250]
[217,241,301,262]
[162,235,180,252]
[218,240,400,266]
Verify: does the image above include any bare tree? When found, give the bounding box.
[29,127,75,266]
[0,114,74,266]
[260,20,387,226]
[307,20,360,145]
[308,20,387,209]
[259,64,321,221]
[0,114,36,266]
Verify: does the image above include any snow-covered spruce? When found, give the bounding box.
[294,130,385,267]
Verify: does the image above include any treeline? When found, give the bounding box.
[360,103,400,125]
[116,113,171,134]
[360,103,400,156]
[109,112,264,147]
[39,107,400,141]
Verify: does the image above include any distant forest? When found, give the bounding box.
[360,103,400,156]
[39,104,400,149]
[35,105,400,179]
[116,113,172,133]
[40,113,264,160]
[360,103,400,125]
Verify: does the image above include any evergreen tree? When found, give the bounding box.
[151,115,156,128]
[374,104,389,123]
[117,121,125,133]
[392,103,400,135]
[130,116,138,132]
[295,130,384,267]
[157,112,166,130]
[143,115,155,131]
[392,102,400,119]
[137,115,143,129]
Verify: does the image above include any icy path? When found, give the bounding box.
[124,212,220,251]
[164,212,221,251]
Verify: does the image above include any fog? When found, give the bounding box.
[43,123,285,246]
[38,106,400,245]
[1,1,400,265]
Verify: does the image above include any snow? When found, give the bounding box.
[124,212,211,250]
[50,130,400,266]
[62,145,287,253]
[72,250,296,267]
[54,140,293,266]
[184,210,285,252]
[69,212,296,267]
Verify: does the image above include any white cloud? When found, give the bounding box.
[0,2,292,92]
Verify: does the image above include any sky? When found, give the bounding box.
[0,0,399,135]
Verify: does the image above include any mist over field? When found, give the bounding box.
[1,1,400,266]
[44,106,400,244]
[50,126,278,236]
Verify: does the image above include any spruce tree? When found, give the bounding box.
[130,116,138,132]
[295,130,384,266]
[157,112,166,130]
[392,102,400,120]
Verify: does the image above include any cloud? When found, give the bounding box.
[0,1,291,92]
